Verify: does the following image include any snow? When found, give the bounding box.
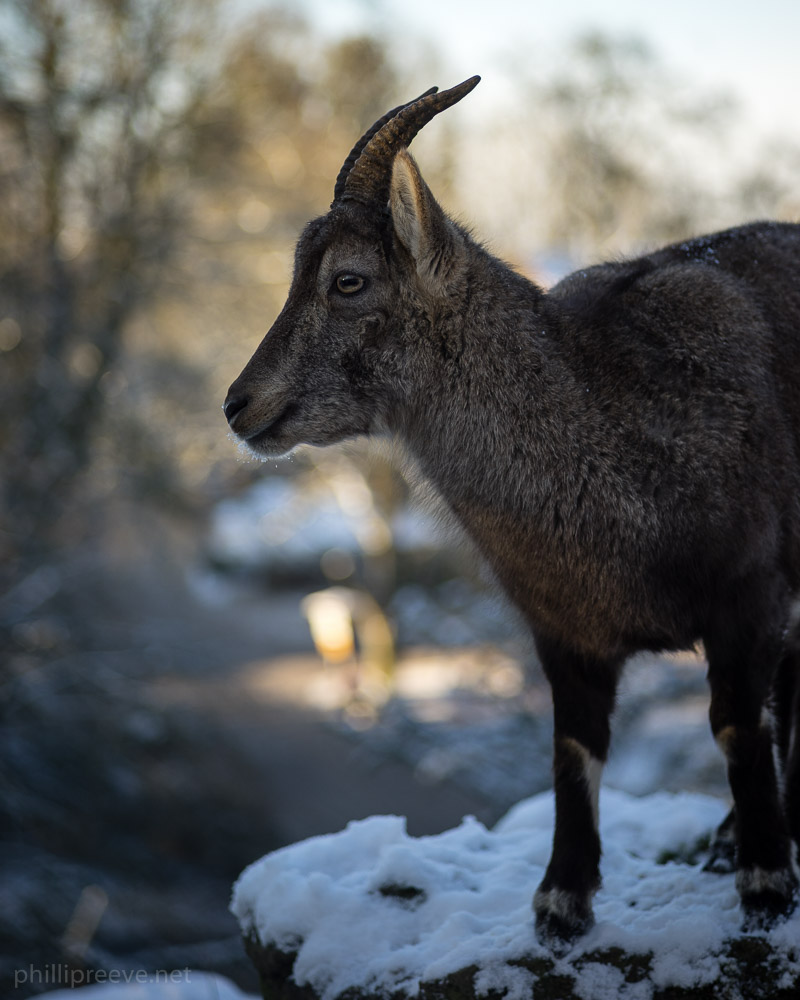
[207,476,442,575]
[231,786,800,1000]
[209,477,360,570]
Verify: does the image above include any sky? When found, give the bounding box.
[298,0,800,140]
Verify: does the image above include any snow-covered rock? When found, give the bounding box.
[232,787,800,1000]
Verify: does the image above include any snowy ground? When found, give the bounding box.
[232,787,800,1000]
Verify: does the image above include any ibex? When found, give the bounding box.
[225,77,800,949]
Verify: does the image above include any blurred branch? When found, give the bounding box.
[0,0,221,570]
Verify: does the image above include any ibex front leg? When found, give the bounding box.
[705,593,799,928]
[533,637,620,951]
[773,648,800,853]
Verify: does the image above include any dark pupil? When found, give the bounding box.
[338,275,362,292]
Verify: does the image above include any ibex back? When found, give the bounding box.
[225,77,800,950]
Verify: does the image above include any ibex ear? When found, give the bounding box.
[390,149,454,282]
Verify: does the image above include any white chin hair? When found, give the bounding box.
[238,435,297,463]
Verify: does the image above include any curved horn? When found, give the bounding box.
[341,76,480,209]
[332,87,439,206]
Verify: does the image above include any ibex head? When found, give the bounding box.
[224,77,480,457]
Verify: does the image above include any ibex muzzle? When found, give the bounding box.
[226,77,800,950]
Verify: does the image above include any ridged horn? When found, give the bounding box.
[332,87,439,207]
[340,75,480,209]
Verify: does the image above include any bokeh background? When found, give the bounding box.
[1,0,799,992]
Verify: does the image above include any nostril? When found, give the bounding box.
[224,394,249,425]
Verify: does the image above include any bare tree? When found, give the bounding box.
[0,0,220,572]
[532,33,738,256]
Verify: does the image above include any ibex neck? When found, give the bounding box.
[398,250,574,486]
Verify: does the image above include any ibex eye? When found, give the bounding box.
[335,274,365,294]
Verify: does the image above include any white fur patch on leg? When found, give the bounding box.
[758,705,786,798]
[533,884,595,951]
[533,886,590,924]
[786,596,800,638]
[585,755,603,829]
[559,737,604,829]
[714,724,736,756]
[736,865,798,898]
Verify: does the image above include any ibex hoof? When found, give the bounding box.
[533,886,594,954]
[738,867,798,931]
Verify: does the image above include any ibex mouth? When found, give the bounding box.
[242,401,301,456]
